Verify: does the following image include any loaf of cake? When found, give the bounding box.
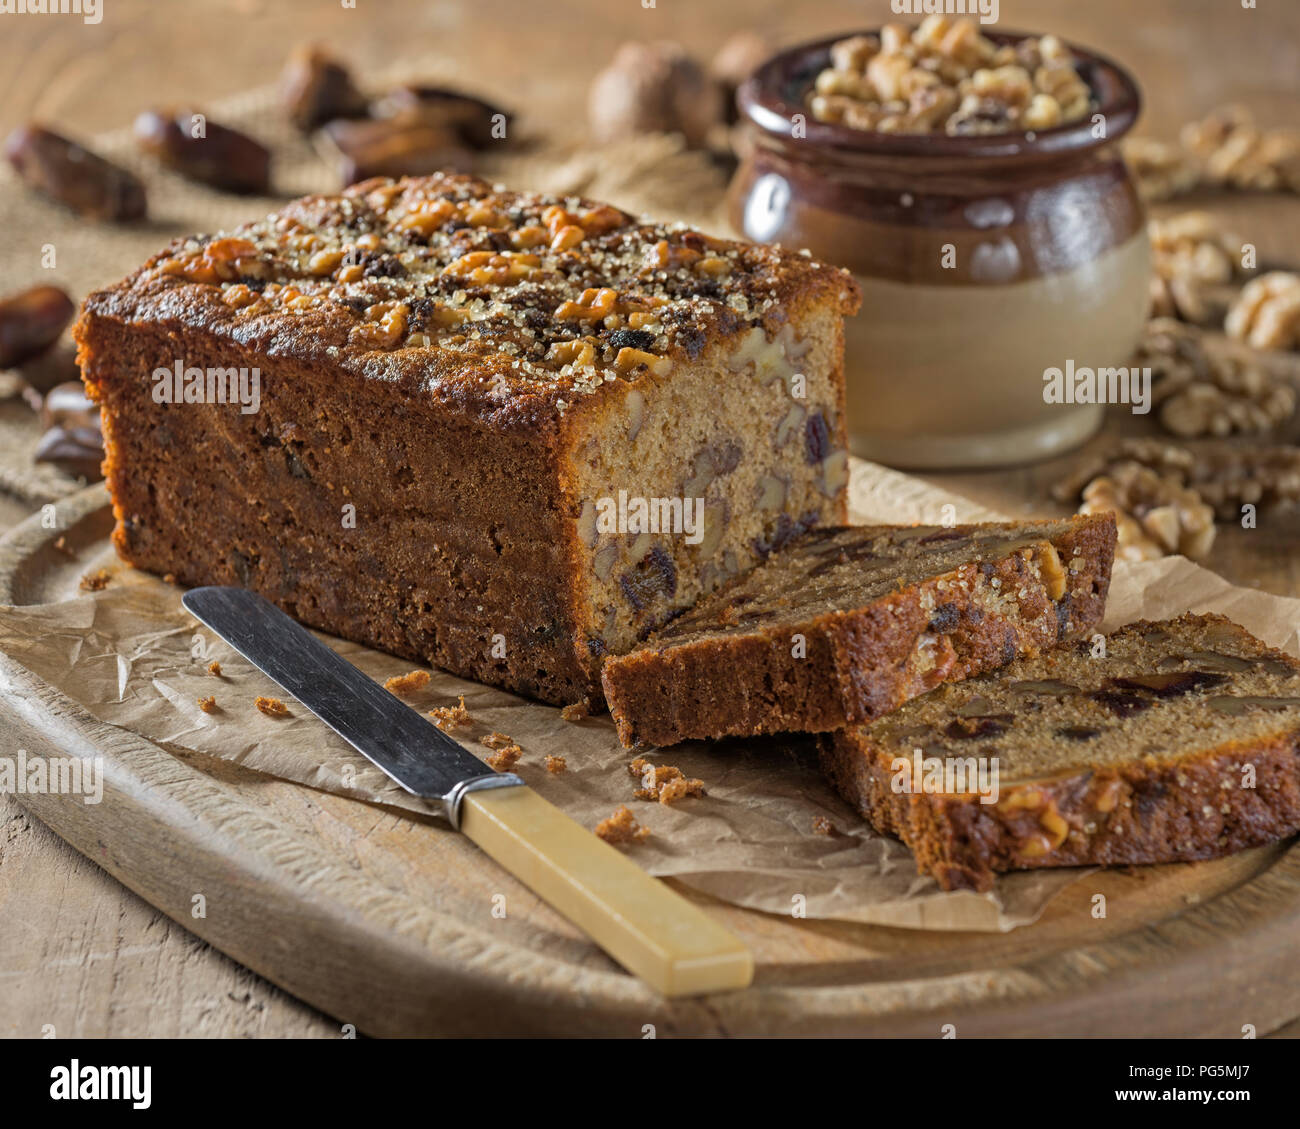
[601,514,1117,747]
[76,173,859,704]
[821,614,1300,891]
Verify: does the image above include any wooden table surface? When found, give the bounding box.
[0,0,1297,1038]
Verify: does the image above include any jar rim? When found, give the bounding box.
[737,27,1142,161]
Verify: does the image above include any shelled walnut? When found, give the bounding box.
[1051,437,1195,505]
[1053,438,1300,523]
[1181,105,1300,193]
[1147,212,1248,325]
[808,18,1092,136]
[1122,137,1201,202]
[1078,463,1216,561]
[1136,318,1296,437]
[1225,272,1300,351]
[1123,105,1300,200]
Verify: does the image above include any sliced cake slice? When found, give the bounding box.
[600,514,1117,747]
[820,614,1300,892]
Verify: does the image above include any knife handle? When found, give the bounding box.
[460,785,753,998]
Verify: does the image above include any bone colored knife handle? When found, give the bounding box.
[460,785,753,998]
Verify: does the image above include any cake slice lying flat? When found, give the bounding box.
[821,614,1300,892]
[600,514,1116,747]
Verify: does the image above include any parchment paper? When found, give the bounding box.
[3,461,1298,934]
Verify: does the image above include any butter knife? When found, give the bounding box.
[182,586,753,998]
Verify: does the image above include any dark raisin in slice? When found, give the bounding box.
[943,714,1014,739]
[1111,671,1228,698]
[1088,688,1152,717]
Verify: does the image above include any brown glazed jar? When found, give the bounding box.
[728,31,1150,469]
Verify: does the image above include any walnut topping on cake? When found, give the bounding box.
[136,173,857,406]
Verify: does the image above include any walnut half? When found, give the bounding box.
[1078,462,1216,561]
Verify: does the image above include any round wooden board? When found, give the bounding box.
[2,486,1298,1037]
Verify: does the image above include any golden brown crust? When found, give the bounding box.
[79,172,860,429]
[821,614,1300,890]
[600,514,1117,747]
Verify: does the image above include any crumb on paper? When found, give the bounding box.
[207,660,222,677]
[481,731,516,750]
[53,535,74,557]
[197,695,217,714]
[255,696,289,717]
[163,573,176,585]
[595,805,650,845]
[427,695,471,730]
[79,568,112,591]
[384,668,430,696]
[486,743,522,772]
[812,816,835,836]
[560,700,589,722]
[544,754,567,775]
[629,756,705,805]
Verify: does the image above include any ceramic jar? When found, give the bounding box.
[728,32,1151,469]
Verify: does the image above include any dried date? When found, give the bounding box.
[134,109,271,194]
[0,285,76,369]
[321,117,472,186]
[4,125,147,221]
[370,85,509,149]
[34,381,102,481]
[280,45,368,131]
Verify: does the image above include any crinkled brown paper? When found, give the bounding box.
[3,461,1297,933]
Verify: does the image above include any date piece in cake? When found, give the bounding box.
[821,614,1300,892]
[601,514,1116,747]
[76,173,859,706]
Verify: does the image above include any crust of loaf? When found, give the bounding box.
[600,513,1117,747]
[821,615,1300,891]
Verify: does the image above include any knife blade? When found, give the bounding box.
[182,585,516,822]
[181,585,753,998]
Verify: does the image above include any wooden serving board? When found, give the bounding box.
[3,485,1300,1037]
